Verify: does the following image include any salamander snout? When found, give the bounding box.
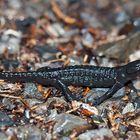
[126,60,140,76]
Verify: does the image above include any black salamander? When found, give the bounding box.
[0,60,140,105]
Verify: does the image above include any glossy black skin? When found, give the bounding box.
[0,60,140,105]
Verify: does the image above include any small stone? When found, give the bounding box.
[115,11,129,24]
[23,83,43,99]
[78,128,114,140]
[0,112,14,127]
[2,98,15,110]
[96,31,140,60]
[0,29,22,54]
[133,18,140,30]
[122,103,135,114]
[119,125,128,134]
[82,30,94,47]
[51,113,87,134]
[16,125,42,140]
[0,132,8,140]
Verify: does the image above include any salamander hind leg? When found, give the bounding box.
[49,79,78,102]
[92,82,123,106]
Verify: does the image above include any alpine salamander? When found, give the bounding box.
[0,60,140,105]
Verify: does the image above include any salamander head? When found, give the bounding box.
[126,60,140,78]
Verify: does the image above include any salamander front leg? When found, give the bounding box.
[127,81,137,93]
[93,82,123,106]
